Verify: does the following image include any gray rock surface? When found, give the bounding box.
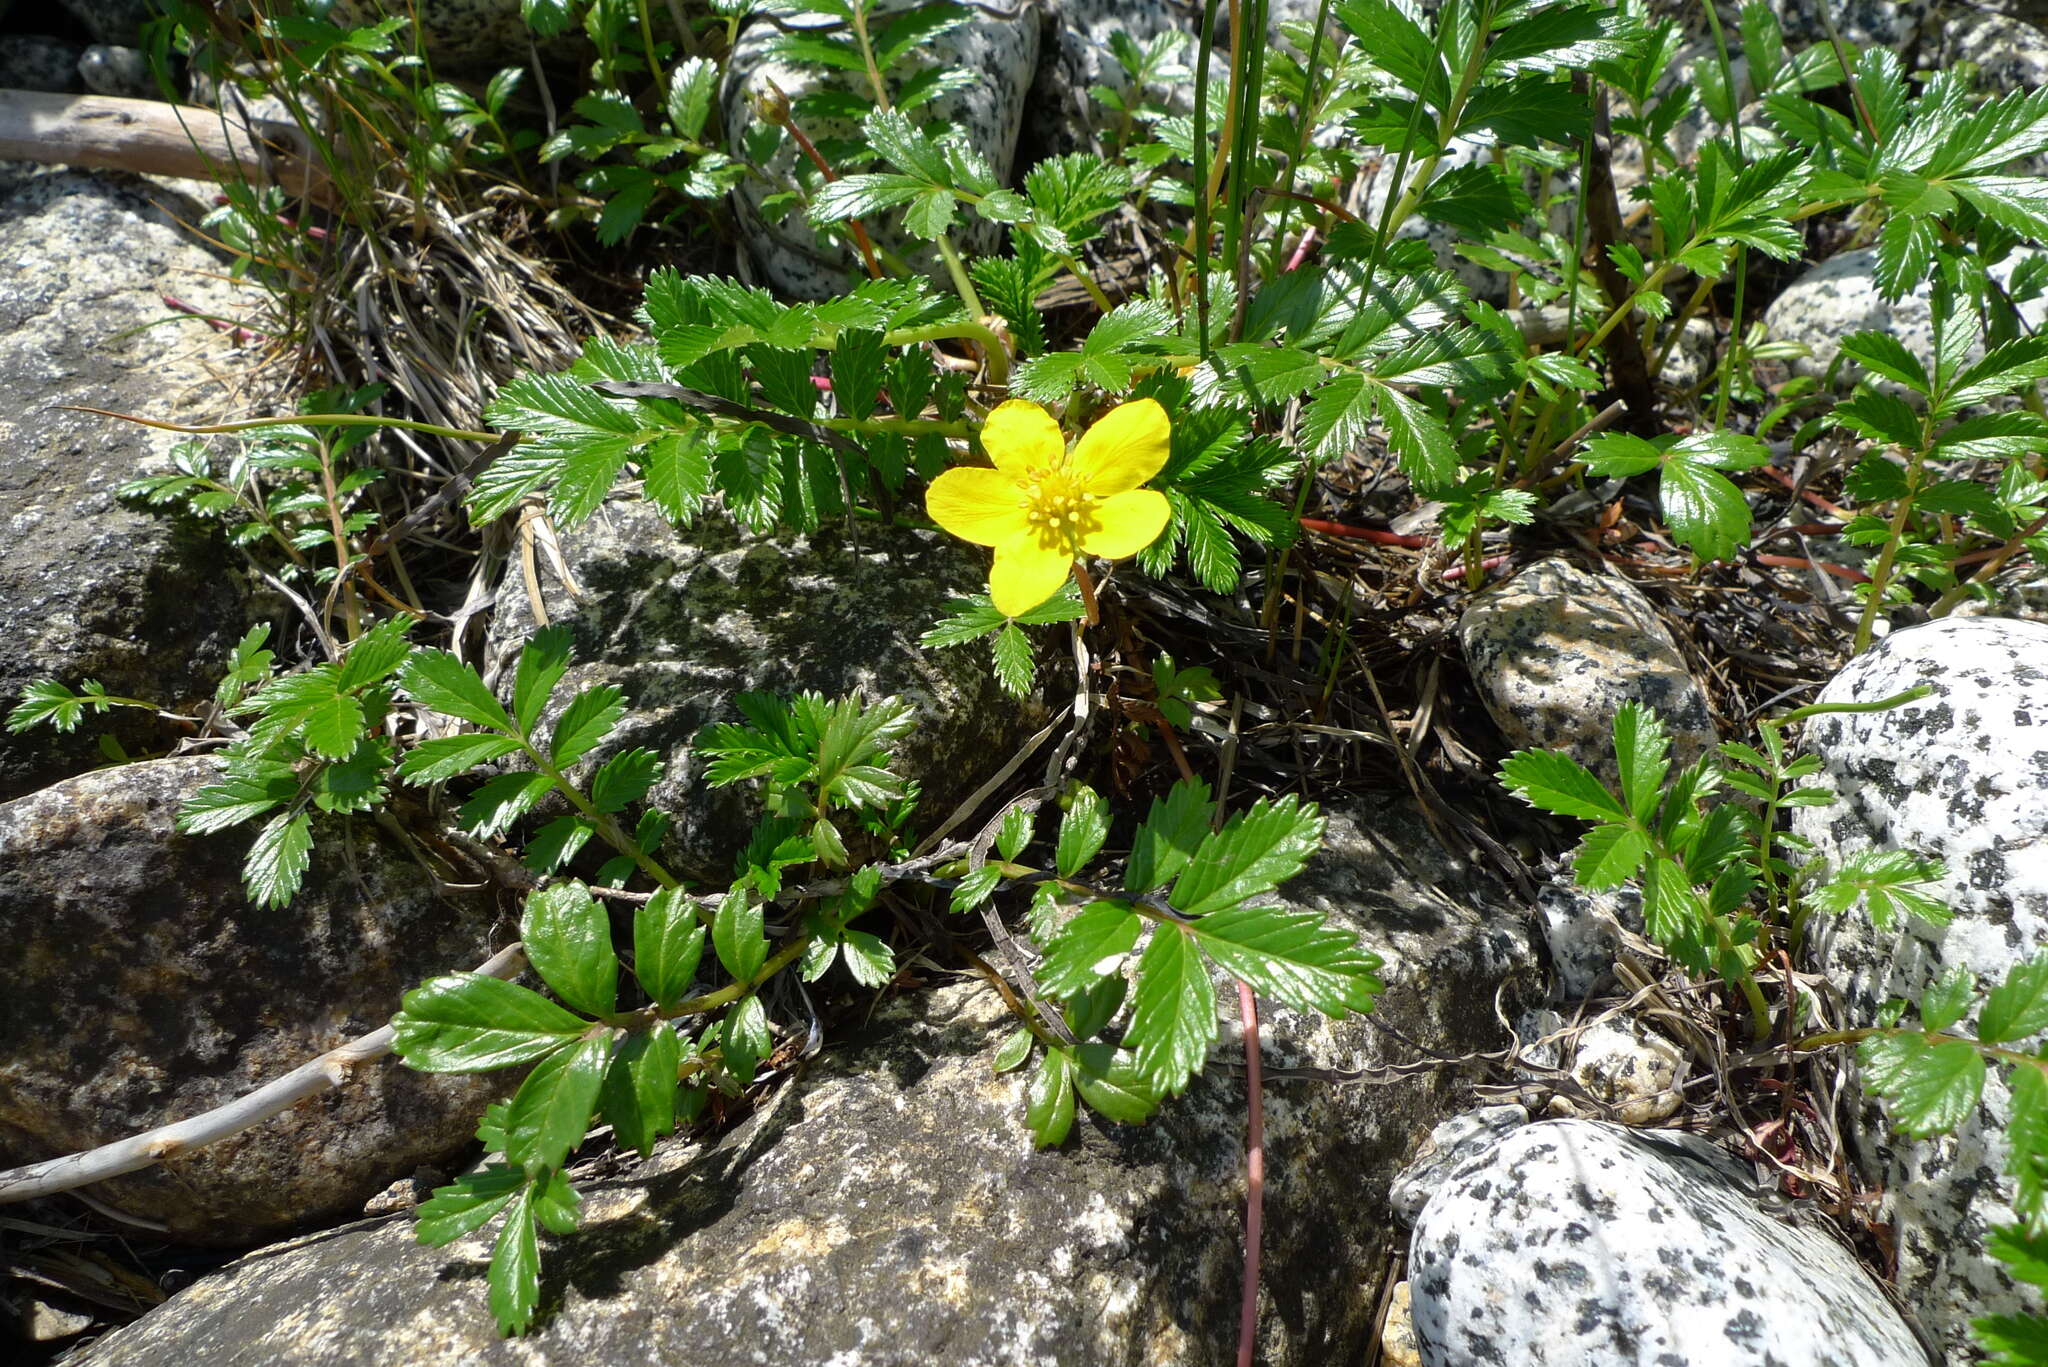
[1764,245,2048,391]
[78,793,1535,1366]
[1536,878,1639,1000]
[0,756,507,1244]
[0,34,85,93]
[1026,0,1194,158]
[1563,1017,1684,1124]
[1794,614,2048,1360]
[0,166,256,801]
[78,43,155,99]
[325,0,538,74]
[1389,1104,1530,1226]
[1458,557,1718,781]
[54,0,158,47]
[486,499,1044,883]
[1408,1119,1933,1367]
[722,0,1038,298]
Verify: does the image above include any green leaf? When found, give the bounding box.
[1374,387,1459,491]
[1126,778,1214,893]
[400,733,525,785]
[1838,331,1931,394]
[415,1166,522,1246]
[392,972,589,1072]
[2008,1068,2048,1235]
[1612,702,1671,821]
[504,1035,610,1175]
[665,56,718,139]
[641,431,713,524]
[1922,964,1976,1032]
[522,882,617,1018]
[511,627,573,735]
[589,747,660,813]
[830,328,886,422]
[478,373,645,525]
[549,685,625,768]
[600,1026,681,1157]
[719,995,771,1082]
[486,1185,542,1336]
[1573,823,1652,891]
[1192,904,1383,1016]
[459,770,555,840]
[949,863,1002,915]
[635,888,705,1012]
[402,648,514,733]
[524,815,595,874]
[1037,901,1143,997]
[1055,784,1110,878]
[993,1026,1033,1074]
[1127,926,1215,1096]
[713,889,768,982]
[1072,1045,1160,1125]
[1659,458,1753,563]
[1860,1032,1985,1138]
[1973,1310,2048,1365]
[335,618,413,692]
[1025,1048,1077,1147]
[1983,959,2048,1045]
[246,809,314,909]
[1170,795,1323,917]
[996,804,1034,862]
[838,928,894,987]
[1641,856,1707,948]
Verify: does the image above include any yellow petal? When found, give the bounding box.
[989,538,1074,617]
[1080,488,1170,560]
[979,400,1066,476]
[927,466,1029,547]
[1071,398,1170,495]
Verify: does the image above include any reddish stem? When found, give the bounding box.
[1236,979,1265,1367]
[161,294,267,345]
[1757,466,1853,520]
[1299,517,1429,549]
[1441,553,1511,583]
[1753,552,1869,584]
[775,109,884,281]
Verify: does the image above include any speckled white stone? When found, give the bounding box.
[1566,1018,1685,1124]
[1764,246,2048,392]
[1458,558,1718,783]
[1794,615,2048,1362]
[1538,878,1639,1000]
[1408,1119,1933,1367]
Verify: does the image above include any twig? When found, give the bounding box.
[0,943,529,1206]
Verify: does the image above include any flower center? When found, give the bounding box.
[1020,465,1097,554]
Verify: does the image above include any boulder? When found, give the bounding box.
[53,0,158,47]
[721,0,1039,298]
[77,793,1536,1365]
[1407,1118,1933,1366]
[1458,557,1718,782]
[1764,245,2048,392]
[1794,614,2048,1360]
[1024,0,1196,159]
[0,34,85,93]
[0,756,507,1245]
[0,166,255,801]
[486,498,1046,884]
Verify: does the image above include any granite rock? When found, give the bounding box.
[1537,878,1640,1000]
[0,34,85,93]
[0,167,255,801]
[79,792,1535,1366]
[53,0,158,47]
[1408,1119,1933,1366]
[1764,245,2048,392]
[1458,558,1718,782]
[1388,1103,1530,1226]
[0,756,507,1245]
[486,499,1043,883]
[78,43,155,99]
[1564,1017,1685,1124]
[1025,0,1193,159]
[722,0,1038,298]
[1793,614,2048,1360]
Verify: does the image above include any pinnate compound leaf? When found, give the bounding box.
[460,770,555,840]
[2009,1067,2048,1236]
[1169,795,1323,917]
[1921,964,1976,1032]
[1056,784,1110,878]
[1861,1033,1984,1138]
[1973,1310,2048,1365]
[504,1035,610,1176]
[1192,904,1383,1016]
[1500,750,1627,822]
[949,863,1002,915]
[402,649,514,732]
[393,972,589,1072]
[522,881,617,1018]
[1037,901,1143,997]
[1982,958,2048,1045]
[1574,823,1652,890]
[1127,926,1216,1096]
[589,747,660,812]
[1612,702,1670,821]
[635,888,705,1011]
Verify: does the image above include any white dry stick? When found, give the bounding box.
[0,942,529,1206]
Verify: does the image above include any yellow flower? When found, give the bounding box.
[926,399,1172,618]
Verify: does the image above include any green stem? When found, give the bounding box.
[80,409,502,444]
[1852,435,1932,655]
[884,318,1008,388]
[933,232,988,322]
[523,741,683,891]
[818,415,973,438]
